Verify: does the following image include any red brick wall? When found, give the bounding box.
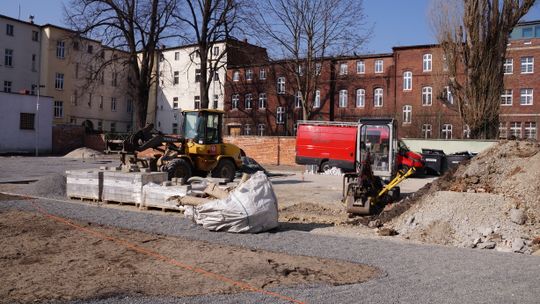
[224,136,298,166]
[84,134,106,152]
[52,125,85,155]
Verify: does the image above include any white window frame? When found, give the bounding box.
[339,90,348,108]
[257,124,266,136]
[174,51,180,60]
[245,93,253,109]
[422,124,432,139]
[356,89,365,108]
[402,105,412,124]
[276,107,285,124]
[5,49,13,67]
[504,58,513,74]
[422,86,432,106]
[499,122,507,139]
[442,124,453,139]
[510,122,522,138]
[403,71,412,91]
[277,77,286,94]
[295,91,303,108]
[173,71,179,85]
[231,94,239,109]
[232,70,240,82]
[244,124,252,135]
[314,90,321,108]
[444,86,454,104]
[172,97,179,109]
[374,88,383,107]
[315,62,322,75]
[524,122,537,139]
[259,68,266,80]
[463,125,471,139]
[520,57,534,74]
[339,63,348,75]
[501,89,513,106]
[258,93,267,109]
[375,59,384,73]
[520,88,533,105]
[423,54,432,72]
[6,24,14,36]
[246,69,253,81]
[111,97,117,112]
[3,81,12,93]
[56,41,65,59]
[55,73,64,90]
[54,101,63,118]
[194,96,201,109]
[356,60,365,74]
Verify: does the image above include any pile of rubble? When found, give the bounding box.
[388,141,540,255]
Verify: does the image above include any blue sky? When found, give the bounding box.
[2,0,540,54]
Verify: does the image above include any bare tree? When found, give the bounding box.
[246,0,370,121]
[174,0,240,109]
[65,0,178,128]
[431,0,535,139]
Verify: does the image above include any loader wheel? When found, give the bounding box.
[211,159,236,182]
[319,161,331,173]
[164,158,192,181]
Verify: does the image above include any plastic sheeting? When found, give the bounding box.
[184,171,279,233]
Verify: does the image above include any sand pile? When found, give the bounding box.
[64,147,103,159]
[25,173,67,198]
[388,141,540,254]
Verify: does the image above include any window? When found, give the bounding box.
[501,89,513,105]
[174,71,179,84]
[442,124,453,139]
[54,101,63,118]
[525,122,537,139]
[20,113,35,130]
[245,94,253,109]
[315,62,322,75]
[375,59,383,73]
[55,73,64,90]
[444,86,454,104]
[56,41,65,59]
[32,31,38,42]
[213,70,219,82]
[374,88,383,107]
[463,125,471,139]
[213,46,219,56]
[314,90,321,108]
[172,123,178,134]
[87,45,93,54]
[521,57,534,73]
[257,124,265,136]
[423,54,432,72]
[520,88,533,105]
[244,124,252,135]
[422,124,432,139]
[194,96,201,109]
[510,122,522,139]
[246,69,253,81]
[6,24,14,36]
[422,86,432,106]
[504,58,513,74]
[339,63,348,75]
[523,27,533,38]
[442,54,448,71]
[402,105,412,124]
[3,81,12,93]
[232,70,240,81]
[127,99,133,112]
[173,97,179,109]
[295,91,302,108]
[4,49,13,67]
[356,60,365,74]
[277,77,285,94]
[111,97,117,112]
[88,93,92,108]
[403,71,412,90]
[231,94,239,109]
[258,93,267,109]
[213,95,218,109]
[195,69,201,82]
[174,51,180,60]
[297,65,304,76]
[111,72,118,87]
[110,122,116,133]
[339,90,348,107]
[276,107,285,124]
[499,122,507,139]
[99,96,104,109]
[259,68,266,80]
[356,89,365,108]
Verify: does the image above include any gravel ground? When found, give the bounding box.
[1,197,539,304]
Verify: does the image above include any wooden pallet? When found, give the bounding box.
[139,205,183,213]
[68,196,100,203]
[102,200,140,208]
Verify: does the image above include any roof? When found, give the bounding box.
[160,38,266,52]
[0,14,40,28]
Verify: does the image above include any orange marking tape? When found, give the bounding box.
[31,202,306,304]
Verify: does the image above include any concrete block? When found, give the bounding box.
[102,171,168,204]
[66,169,104,200]
[141,183,188,211]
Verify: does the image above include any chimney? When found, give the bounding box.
[29,15,35,24]
[243,38,248,44]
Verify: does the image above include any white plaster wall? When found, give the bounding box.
[155,43,227,134]
[0,92,53,153]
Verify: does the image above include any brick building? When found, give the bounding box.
[224,20,540,140]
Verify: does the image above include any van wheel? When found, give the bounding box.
[164,158,192,181]
[211,159,236,182]
[320,161,332,173]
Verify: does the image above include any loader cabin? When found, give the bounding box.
[182,109,223,145]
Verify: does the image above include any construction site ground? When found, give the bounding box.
[1,151,539,303]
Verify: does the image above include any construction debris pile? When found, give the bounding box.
[388,141,540,254]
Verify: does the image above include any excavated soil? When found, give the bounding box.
[386,141,540,253]
[0,210,379,304]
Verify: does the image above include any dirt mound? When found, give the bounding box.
[388,141,540,254]
[64,147,103,158]
[279,202,346,225]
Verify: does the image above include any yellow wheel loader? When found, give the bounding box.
[121,109,243,182]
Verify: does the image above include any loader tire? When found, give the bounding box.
[211,159,236,182]
[319,161,332,173]
[164,158,192,181]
